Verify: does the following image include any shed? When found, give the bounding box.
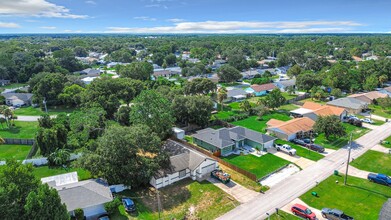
[173,127,185,140]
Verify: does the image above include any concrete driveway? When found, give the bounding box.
[371,144,391,154]
[207,177,259,204]
[281,198,326,220]
[268,148,315,169]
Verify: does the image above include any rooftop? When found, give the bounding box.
[267,117,315,135]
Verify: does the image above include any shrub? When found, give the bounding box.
[104,197,122,215]
[74,208,84,220]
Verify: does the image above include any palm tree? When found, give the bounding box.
[217,87,227,111]
[48,149,71,166]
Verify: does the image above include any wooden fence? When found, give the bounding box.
[286,93,309,105]
[172,138,258,181]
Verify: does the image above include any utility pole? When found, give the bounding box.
[43,97,48,114]
[344,133,353,185]
[157,189,162,220]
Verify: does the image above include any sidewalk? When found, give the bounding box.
[338,165,370,179]
[207,177,259,203]
[268,148,315,169]
[362,122,378,130]
[371,144,391,154]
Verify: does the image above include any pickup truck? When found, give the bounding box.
[321,208,354,220]
[367,173,391,186]
[275,143,296,156]
[211,170,231,184]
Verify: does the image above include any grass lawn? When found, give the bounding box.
[300,174,391,220]
[300,98,327,105]
[278,104,300,111]
[32,166,91,180]
[351,150,391,176]
[218,163,265,192]
[0,144,31,160]
[355,114,385,126]
[232,112,291,133]
[275,140,324,161]
[281,93,297,100]
[223,154,290,179]
[369,104,391,119]
[111,179,239,220]
[270,211,301,220]
[381,135,391,148]
[314,123,369,150]
[14,106,78,116]
[0,83,27,89]
[0,121,38,139]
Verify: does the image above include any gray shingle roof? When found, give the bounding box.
[227,89,247,98]
[2,93,33,102]
[192,126,276,149]
[327,97,367,110]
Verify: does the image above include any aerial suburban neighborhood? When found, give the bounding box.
[1,1,391,220]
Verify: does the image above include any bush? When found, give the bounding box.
[74,208,84,220]
[222,113,249,122]
[104,197,122,215]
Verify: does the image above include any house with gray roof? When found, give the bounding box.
[226,88,248,102]
[274,79,296,92]
[192,126,276,157]
[150,139,217,189]
[42,173,113,220]
[76,68,101,77]
[2,93,33,106]
[327,97,368,114]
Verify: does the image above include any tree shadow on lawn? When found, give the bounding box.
[0,126,21,135]
[347,184,390,198]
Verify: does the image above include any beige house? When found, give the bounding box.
[266,117,315,141]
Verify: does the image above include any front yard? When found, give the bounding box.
[14,106,78,116]
[0,121,38,139]
[218,163,264,192]
[351,150,391,176]
[111,180,239,220]
[314,123,369,150]
[232,112,291,133]
[300,174,391,220]
[275,140,324,161]
[0,144,31,161]
[369,104,391,119]
[223,154,290,179]
[381,135,391,148]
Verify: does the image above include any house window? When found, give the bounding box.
[179,170,186,178]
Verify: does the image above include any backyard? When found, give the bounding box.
[232,112,291,133]
[223,154,290,179]
[0,121,38,139]
[32,166,92,180]
[110,179,239,220]
[351,150,391,176]
[301,174,391,220]
[313,123,368,150]
[381,135,391,148]
[275,140,325,161]
[0,144,31,161]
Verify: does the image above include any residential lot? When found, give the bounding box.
[32,166,92,180]
[369,104,391,119]
[351,150,391,176]
[223,154,290,180]
[218,163,263,192]
[232,112,291,133]
[301,175,391,220]
[111,180,239,220]
[381,135,391,148]
[14,106,78,116]
[270,211,301,220]
[0,121,38,139]
[0,144,31,161]
[274,140,325,161]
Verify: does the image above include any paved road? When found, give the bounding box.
[217,122,391,220]
[15,115,57,122]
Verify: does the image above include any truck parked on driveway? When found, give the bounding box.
[274,143,296,156]
[211,170,231,184]
[367,173,391,186]
[321,208,354,220]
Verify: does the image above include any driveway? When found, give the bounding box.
[338,165,370,179]
[217,122,391,220]
[207,177,258,204]
[362,122,378,130]
[268,148,315,169]
[15,115,56,122]
[371,144,391,154]
[281,198,326,220]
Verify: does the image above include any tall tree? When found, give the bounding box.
[217,65,242,83]
[260,88,286,110]
[314,116,346,140]
[32,73,67,106]
[286,64,302,78]
[296,72,322,92]
[184,78,216,95]
[217,87,227,111]
[118,62,153,81]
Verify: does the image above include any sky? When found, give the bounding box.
[0,0,390,34]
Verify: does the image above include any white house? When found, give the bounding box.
[150,140,217,189]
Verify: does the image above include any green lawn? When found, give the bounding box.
[0,121,38,139]
[355,114,385,126]
[232,112,291,133]
[300,174,391,220]
[33,166,91,180]
[111,179,239,220]
[14,106,77,116]
[0,83,27,89]
[219,163,265,192]
[369,104,391,119]
[300,98,327,105]
[281,93,297,100]
[270,211,301,220]
[351,150,391,176]
[278,104,300,111]
[314,123,369,150]
[0,144,31,160]
[381,135,391,148]
[275,140,324,161]
[223,154,290,179]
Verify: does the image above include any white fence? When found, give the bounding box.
[0,153,82,166]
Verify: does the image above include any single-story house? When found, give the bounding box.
[245,83,276,96]
[327,97,368,114]
[380,199,391,220]
[42,172,113,220]
[3,93,33,106]
[153,70,180,78]
[76,68,101,77]
[241,70,260,79]
[379,86,391,96]
[275,66,290,74]
[274,79,296,92]
[81,76,98,85]
[0,79,11,86]
[226,88,248,102]
[266,117,315,141]
[150,140,217,189]
[348,91,388,104]
[290,101,347,121]
[192,126,276,157]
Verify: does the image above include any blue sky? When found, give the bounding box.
[0,0,390,33]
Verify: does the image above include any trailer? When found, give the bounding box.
[211,170,231,184]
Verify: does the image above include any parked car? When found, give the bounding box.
[292,139,310,147]
[291,204,316,220]
[275,143,296,156]
[97,214,110,220]
[347,118,362,127]
[360,118,374,124]
[367,173,391,186]
[321,208,354,220]
[308,144,325,153]
[122,198,136,212]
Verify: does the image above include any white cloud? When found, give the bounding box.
[85,0,96,5]
[167,18,185,23]
[106,20,362,33]
[134,16,157,21]
[0,0,88,19]
[145,4,168,9]
[40,26,56,29]
[0,21,20,28]
[63,29,83,33]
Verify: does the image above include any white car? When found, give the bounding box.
[275,144,296,156]
[360,118,374,124]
